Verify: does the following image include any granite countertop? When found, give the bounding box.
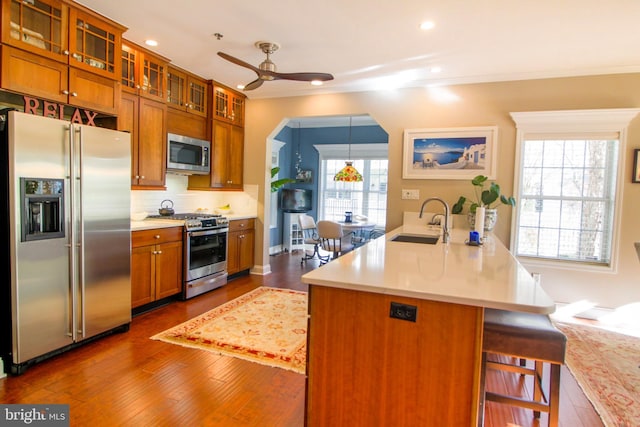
[301,225,555,314]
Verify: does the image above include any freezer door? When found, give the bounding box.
[8,112,74,363]
[75,125,131,340]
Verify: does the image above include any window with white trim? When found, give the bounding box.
[315,144,388,227]
[511,109,639,268]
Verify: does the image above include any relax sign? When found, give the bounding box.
[22,96,99,126]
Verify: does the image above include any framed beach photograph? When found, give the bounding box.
[633,149,640,183]
[402,126,498,180]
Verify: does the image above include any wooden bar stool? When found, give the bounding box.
[479,308,567,427]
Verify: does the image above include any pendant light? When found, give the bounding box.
[333,116,363,182]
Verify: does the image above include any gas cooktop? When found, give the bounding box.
[147,213,228,231]
[147,213,221,220]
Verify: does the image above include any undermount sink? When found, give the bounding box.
[390,234,439,244]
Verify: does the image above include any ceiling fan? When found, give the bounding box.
[217,41,334,91]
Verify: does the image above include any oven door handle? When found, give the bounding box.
[189,227,229,237]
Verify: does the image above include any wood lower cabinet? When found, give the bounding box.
[131,227,183,309]
[227,218,254,275]
[118,92,167,189]
[306,286,483,426]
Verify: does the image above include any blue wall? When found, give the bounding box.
[270,124,388,249]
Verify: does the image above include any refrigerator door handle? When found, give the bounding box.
[67,124,77,341]
[77,126,85,340]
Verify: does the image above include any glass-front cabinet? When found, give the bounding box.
[2,0,123,81]
[121,41,168,101]
[1,0,67,61]
[213,84,244,126]
[0,0,125,114]
[167,66,207,116]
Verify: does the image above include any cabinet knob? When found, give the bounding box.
[62,90,69,95]
[71,92,78,97]
[63,50,70,56]
[156,250,162,255]
[136,84,141,89]
[135,175,139,179]
[154,235,160,239]
[140,176,145,179]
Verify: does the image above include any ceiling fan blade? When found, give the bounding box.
[217,52,261,75]
[243,78,264,91]
[271,72,334,82]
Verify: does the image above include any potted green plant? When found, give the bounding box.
[451,175,516,231]
[271,167,296,192]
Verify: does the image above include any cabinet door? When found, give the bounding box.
[166,67,186,108]
[227,124,244,188]
[137,98,166,188]
[210,120,231,188]
[67,6,121,80]
[120,43,138,93]
[141,53,167,101]
[187,75,206,116]
[1,45,67,103]
[117,92,139,186]
[227,230,240,275]
[1,0,69,63]
[69,66,120,114]
[237,228,254,272]
[155,240,182,300]
[131,245,155,308]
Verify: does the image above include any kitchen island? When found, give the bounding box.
[301,225,555,426]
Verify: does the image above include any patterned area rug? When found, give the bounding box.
[553,321,640,427]
[151,287,308,374]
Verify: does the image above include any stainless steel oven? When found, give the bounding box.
[146,213,229,299]
[183,216,229,299]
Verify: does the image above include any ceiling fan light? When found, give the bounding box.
[310,80,323,86]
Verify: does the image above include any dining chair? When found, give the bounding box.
[298,214,328,265]
[316,220,354,264]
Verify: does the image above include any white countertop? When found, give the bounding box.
[131,219,183,231]
[301,225,555,314]
[130,214,257,231]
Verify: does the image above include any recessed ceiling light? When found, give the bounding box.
[236,84,245,90]
[144,39,158,47]
[310,80,323,86]
[420,21,435,31]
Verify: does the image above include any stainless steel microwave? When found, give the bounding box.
[167,133,210,175]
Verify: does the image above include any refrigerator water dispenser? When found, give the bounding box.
[20,178,64,241]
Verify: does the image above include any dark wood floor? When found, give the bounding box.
[0,251,603,426]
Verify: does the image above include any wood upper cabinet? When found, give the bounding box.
[227,219,254,275]
[121,40,169,102]
[212,84,244,126]
[66,4,122,80]
[1,0,68,63]
[188,120,243,190]
[118,92,167,189]
[166,66,206,116]
[0,0,125,114]
[131,227,183,308]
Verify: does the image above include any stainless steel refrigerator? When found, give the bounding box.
[1,110,131,374]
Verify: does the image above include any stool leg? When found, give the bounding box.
[478,352,487,427]
[549,363,561,427]
[533,361,543,418]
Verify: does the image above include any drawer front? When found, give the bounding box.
[132,226,183,247]
[229,218,255,232]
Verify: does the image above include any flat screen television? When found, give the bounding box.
[280,189,312,212]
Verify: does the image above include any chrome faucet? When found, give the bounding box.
[418,197,450,243]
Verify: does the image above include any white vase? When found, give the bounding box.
[467,208,498,232]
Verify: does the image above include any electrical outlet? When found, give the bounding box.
[402,189,420,200]
[389,302,417,322]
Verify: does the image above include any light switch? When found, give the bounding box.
[401,189,420,200]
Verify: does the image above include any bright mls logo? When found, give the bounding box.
[0,404,69,426]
